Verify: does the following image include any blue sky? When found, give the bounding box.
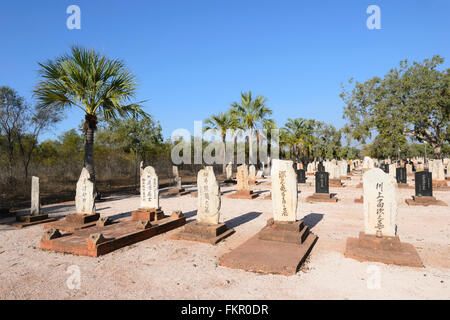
[0,0,449,141]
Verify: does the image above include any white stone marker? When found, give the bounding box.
[363,168,398,237]
[197,166,221,224]
[271,159,298,222]
[236,164,250,191]
[75,168,96,214]
[140,166,159,209]
[226,162,232,180]
[30,176,40,215]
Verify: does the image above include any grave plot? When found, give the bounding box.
[227,164,259,199]
[220,159,317,275]
[345,168,423,267]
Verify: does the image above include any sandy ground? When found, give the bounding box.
[0,174,449,300]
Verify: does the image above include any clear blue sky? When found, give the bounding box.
[1,0,449,141]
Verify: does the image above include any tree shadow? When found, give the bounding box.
[225,211,263,229]
[302,213,324,229]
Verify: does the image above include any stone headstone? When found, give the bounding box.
[415,171,432,197]
[172,165,179,178]
[431,160,445,180]
[226,163,232,180]
[271,159,298,222]
[140,166,159,209]
[30,176,40,216]
[75,168,96,214]
[318,162,325,172]
[249,165,256,183]
[388,164,396,177]
[315,171,329,194]
[307,163,314,173]
[363,156,374,169]
[297,169,306,183]
[396,167,407,184]
[406,163,412,175]
[197,166,221,224]
[363,168,398,237]
[236,164,250,191]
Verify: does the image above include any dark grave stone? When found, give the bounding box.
[297,169,306,183]
[315,171,329,194]
[396,167,407,184]
[415,171,432,197]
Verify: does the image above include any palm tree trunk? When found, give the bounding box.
[83,114,97,196]
[222,133,226,175]
[249,127,254,164]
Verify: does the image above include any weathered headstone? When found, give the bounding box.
[197,166,221,224]
[249,165,256,184]
[140,166,159,209]
[173,167,234,244]
[297,169,306,183]
[271,160,298,222]
[226,162,232,180]
[362,169,398,237]
[75,168,96,215]
[30,176,40,216]
[345,168,423,267]
[227,164,258,199]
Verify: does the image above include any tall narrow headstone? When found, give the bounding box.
[396,167,407,184]
[415,171,432,197]
[30,176,40,216]
[271,159,298,222]
[75,168,96,214]
[197,166,221,224]
[140,166,159,209]
[362,169,398,237]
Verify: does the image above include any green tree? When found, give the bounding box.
[204,112,236,174]
[341,55,450,158]
[34,46,148,192]
[229,90,272,164]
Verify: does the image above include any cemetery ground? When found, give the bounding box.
[0,177,448,300]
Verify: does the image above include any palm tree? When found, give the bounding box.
[229,91,272,165]
[34,46,148,192]
[284,118,316,163]
[260,118,277,164]
[204,112,235,175]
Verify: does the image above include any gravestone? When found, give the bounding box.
[318,162,324,172]
[220,159,318,275]
[415,171,432,197]
[174,166,234,244]
[345,168,423,267]
[226,163,232,180]
[396,167,407,184]
[30,176,40,216]
[405,171,446,206]
[297,169,306,183]
[140,166,159,209]
[249,165,256,184]
[406,163,412,175]
[388,164,396,177]
[197,166,221,224]
[271,159,298,222]
[42,168,98,231]
[227,164,258,199]
[167,165,190,196]
[75,168,96,215]
[362,169,398,237]
[315,171,329,194]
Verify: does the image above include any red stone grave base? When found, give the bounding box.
[40,212,186,257]
[344,232,423,267]
[405,196,447,207]
[249,179,260,185]
[167,187,190,196]
[305,193,338,203]
[44,213,100,232]
[432,180,448,188]
[306,172,314,176]
[172,221,235,244]
[397,183,414,189]
[354,196,363,203]
[131,208,164,221]
[329,179,343,187]
[226,190,259,199]
[219,218,318,275]
[263,193,272,200]
[11,214,56,228]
